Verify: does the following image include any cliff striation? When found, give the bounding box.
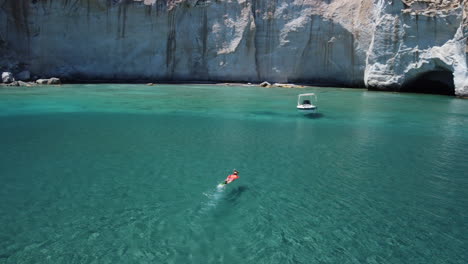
[365,0,468,95]
[1,0,467,96]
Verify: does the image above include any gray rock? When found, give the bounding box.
[2,72,15,83]
[47,77,61,85]
[259,81,271,87]
[272,83,298,88]
[16,71,31,81]
[18,81,32,86]
[36,79,49,85]
[7,81,19,86]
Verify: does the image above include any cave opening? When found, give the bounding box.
[400,70,455,96]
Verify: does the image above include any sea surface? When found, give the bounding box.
[0,84,467,264]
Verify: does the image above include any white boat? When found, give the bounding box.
[297,93,317,113]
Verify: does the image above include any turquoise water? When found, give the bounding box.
[0,84,467,264]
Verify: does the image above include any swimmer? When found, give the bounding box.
[223,170,240,185]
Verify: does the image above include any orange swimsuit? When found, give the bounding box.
[225,174,239,183]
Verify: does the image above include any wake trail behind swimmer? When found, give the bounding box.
[199,170,241,213]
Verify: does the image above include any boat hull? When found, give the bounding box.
[297,106,317,114]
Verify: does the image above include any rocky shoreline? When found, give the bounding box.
[2,71,466,97]
[0,72,308,89]
[0,69,322,89]
[1,71,61,87]
[1,0,467,96]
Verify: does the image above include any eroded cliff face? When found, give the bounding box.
[1,0,467,96]
[365,0,468,96]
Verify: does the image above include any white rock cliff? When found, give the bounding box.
[365,0,468,96]
[0,0,467,96]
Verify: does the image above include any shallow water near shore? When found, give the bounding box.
[0,84,467,264]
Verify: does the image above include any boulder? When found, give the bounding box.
[273,83,296,88]
[2,72,15,83]
[18,81,32,87]
[16,71,31,81]
[36,79,49,84]
[259,81,271,87]
[7,81,19,86]
[47,77,61,85]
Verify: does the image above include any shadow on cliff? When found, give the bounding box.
[400,70,455,96]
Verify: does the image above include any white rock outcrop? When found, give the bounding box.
[365,0,468,95]
[47,78,61,85]
[36,79,49,85]
[0,0,467,96]
[2,72,14,83]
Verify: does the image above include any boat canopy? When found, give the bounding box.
[297,93,317,105]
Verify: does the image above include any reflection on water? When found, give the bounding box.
[248,111,325,120]
[302,112,324,119]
